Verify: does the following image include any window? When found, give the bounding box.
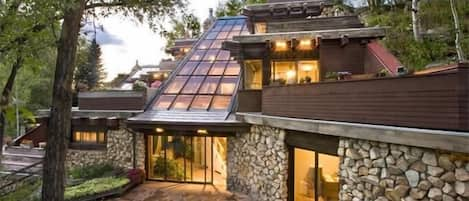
[293,148,339,201]
[181,76,204,94]
[199,76,221,94]
[172,95,194,110]
[209,62,227,75]
[190,50,206,61]
[222,24,233,32]
[193,62,213,75]
[190,95,213,110]
[217,50,231,60]
[179,62,198,75]
[198,40,213,50]
[255,22,267,33]
[224,61,241,75]
[154,95,176,110]
[211,96,231,110]
[217,76,237,95]
[71,128,107,149]
[203,50,219,61]
[271,60,319,85]
[272,61,296,84]
[244,60,263,89]
[165,76,188,94]
[211,40,223,49]
[298,61,319,84]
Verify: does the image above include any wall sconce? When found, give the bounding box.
[156,128,164,133]
[274,40,288,51]
[197,129,208,135]
[298,39,315,50]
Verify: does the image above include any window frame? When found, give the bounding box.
[70,126,108,150]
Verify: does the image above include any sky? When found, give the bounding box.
[90,0,220,81]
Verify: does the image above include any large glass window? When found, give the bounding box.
[190,95,213,110]
[199,76,221,94]
[211,96,231,110]
[209,62,227,75]
[198,40,213,50]
[179,62,198,75]
[193,62,213,75]
[273,61,296,85]
[293,148,339,201]
[181,76,204,94]
[298,61,319,84]
[217,76,237,95]
[172,95,194,110]
[71,127,107,149]
[154,95,176,110]
[224,61,241,76]
[244,60,263,89]
[165,76,188,94]
[272,60,319,85]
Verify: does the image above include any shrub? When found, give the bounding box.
[152,156,184,180]
[64,177,130,201]
[69,163,119,180]
[127,168,145,184]
[0,180,41,201]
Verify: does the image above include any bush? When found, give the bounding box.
[69,163,120,180]
[0,180,41,201]
[64,177,130,201]
[152,156,184,180]
[127,168,145,184]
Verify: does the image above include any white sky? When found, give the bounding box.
[95,0,221,81]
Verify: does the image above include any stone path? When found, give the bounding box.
[109,182,251,201]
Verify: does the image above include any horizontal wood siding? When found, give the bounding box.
[237,90,262,112]
[267,16,363,33]
[79,96,145,110]
[262,68,469,131]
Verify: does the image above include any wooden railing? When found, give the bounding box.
[261,65,469,131]
[0,161,43,196]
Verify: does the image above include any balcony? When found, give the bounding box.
[238,63,469,131]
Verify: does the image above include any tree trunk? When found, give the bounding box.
[450,0,466,62]
[412,0,422,42]
[0,56,23,161]
[41,1,86,201]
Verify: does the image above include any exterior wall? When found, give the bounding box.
[339,138,469,201]
[66,128,145,170]
[319,39,366,79]
[227,125,289,201]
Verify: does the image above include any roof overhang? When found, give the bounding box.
[243,0,333,21]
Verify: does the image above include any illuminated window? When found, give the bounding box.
[203,50,219,61]
[298,60,319,84]
[72,129,106,145]
[154,95,175,110]
[271,60,319,85]
[190,50,206,61]
[209,62,227,75]
[211,96,231,110]
[244,60,263,89]
[210,40,223,49]
[217,50,231,60]
[217,76,237,95]
[165,76,188,94]
[179,62,198,75]
[193,62,213,75]
[217,32,229,40]
[199,76,221,94]
[190,95,213,110]
[272,61,296,84]
[255,22,267,33]
[172,95,194,110]
[224,61,241,75]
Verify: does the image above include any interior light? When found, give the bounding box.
[301,65,313,72]
[156,128,164,133]
[275,40,288,51]
[286,70,296,79]
[197,129,208,135]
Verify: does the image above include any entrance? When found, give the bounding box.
[146,135,227,185]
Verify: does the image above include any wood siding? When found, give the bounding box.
[237,90,262,112]
[267,16,363,33]
[79,96,145,110]
[262,66,469,131]
[319,39,366,79]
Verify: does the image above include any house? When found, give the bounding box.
[8,0,469,200]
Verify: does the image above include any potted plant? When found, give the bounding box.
[304,76,312,83]
[325,72,338,81]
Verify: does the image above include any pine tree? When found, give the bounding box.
[74,38,105,91]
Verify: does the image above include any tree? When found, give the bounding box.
[449,0,466,62]
[215,0,266,17]
[161,13,201,50]
[411,0,422,42]
[74,38,106,91]
[42,0,185,200]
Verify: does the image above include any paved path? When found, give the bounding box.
[109,182,251,201]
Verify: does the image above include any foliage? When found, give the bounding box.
[132,80,147,91]
[68,163,120,180]
[73,38,106,91]
[0,180,42,201]
[127,168,146,184]
[160,13,201,50]
[215,0,267,17]
[152,156,184,180]
[64,177,130,201]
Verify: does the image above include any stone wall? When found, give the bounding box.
[66,128,145,170]
[227,125,288,201]
[339,138,469,201]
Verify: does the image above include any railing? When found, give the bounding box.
[261,65,469,131]
[0,161,43,196]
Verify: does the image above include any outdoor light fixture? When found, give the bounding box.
[156,128,164,133]
[197,129,208,135]
[274,40,288,51]
[298,39,313,50]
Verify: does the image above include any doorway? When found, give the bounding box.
[146,135,227,185]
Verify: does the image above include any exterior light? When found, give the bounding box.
[286,70,296,79]
[163,73,168,77]
[274,40,288,51]
[156,128,164,133]
[197,129,208,135]
[298,39,313,50]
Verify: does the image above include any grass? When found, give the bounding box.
[0,180,41,201]
[68,163,119,180]
[64,176,130,201]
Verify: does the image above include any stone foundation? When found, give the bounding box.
[339,138,469,201]
[66,128,145,170]
[227,125,288,201]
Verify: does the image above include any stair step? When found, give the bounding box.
[4,146,45,156]
[1,160,43,173]
[2,153,44,164]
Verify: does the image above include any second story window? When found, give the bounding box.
[244,60,263,90]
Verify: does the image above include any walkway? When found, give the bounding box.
[109,182,251,201]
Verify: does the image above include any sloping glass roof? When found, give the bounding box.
[152,17,248,112]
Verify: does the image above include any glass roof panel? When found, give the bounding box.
[154,95,176,110]
[181,76,204,94]
[224,61,241,75]
[178,62,198,75]
[199,76,221,94]
[172,95,194,110]
[164,76,188,94]
[151,18,246,112]
[210,96,231,110]
[190,95,213,110]
[193,62,213,75]
[209,61,227,75]
[217,76,238,95]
